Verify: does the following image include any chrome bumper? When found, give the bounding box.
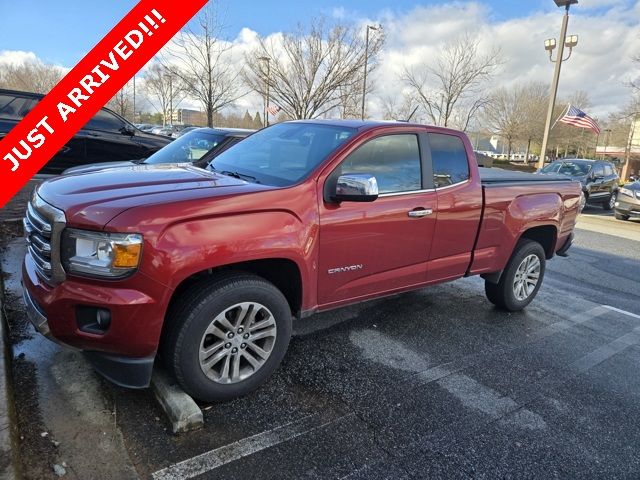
[22,285,52,338]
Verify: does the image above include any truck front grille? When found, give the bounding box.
[23,192,66,284]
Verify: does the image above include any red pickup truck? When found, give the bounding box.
[22,120,582,402]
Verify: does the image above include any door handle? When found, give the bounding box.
[408,208,433,218]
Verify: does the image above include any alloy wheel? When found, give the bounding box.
[199,302,277,384]
[512,254,541,301]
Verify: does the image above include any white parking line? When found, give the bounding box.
[602,305,640,320]
[151,413,353,480]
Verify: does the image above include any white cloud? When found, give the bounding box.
[0,50,40,66]
[367,1,640,119]
[5,1,638,122]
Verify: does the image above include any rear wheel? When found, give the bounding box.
[485,239,546,312]
[162,273,292,402]
[602,191,617,211]
[614,212,630,221]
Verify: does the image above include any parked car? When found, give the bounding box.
[474,152,493,168]
[614,181,640,220]
[0,89,172,175]
[176,126,199,137]
[22,120,581,402]
[138,124,160,132]
[536,159,619,210]
[63,127,254,175]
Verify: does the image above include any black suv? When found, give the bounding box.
[537,159,620,210]
[0,89,172,175]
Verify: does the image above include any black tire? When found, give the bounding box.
[614,212,630,221]
[484,239,546,312]
[602,191,617,211]
[161,273,292,402]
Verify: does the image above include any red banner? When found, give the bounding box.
[0,0,208,208]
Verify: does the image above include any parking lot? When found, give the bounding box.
[2,208,640,479]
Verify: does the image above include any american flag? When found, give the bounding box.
[558,105,601,134]
[267,105,281,116]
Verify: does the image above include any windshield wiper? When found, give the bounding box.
[222,170,259,183]
[210,166,259,184]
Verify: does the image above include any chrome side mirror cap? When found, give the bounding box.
[333,174,379,202]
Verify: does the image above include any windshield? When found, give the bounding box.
[143,131,226,164]
[208,123,357,186]
[542,161,591,176]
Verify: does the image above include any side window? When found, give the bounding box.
[337,134,421,194]
[604,164,614,176]
[430,133,470,188]
[593,164,605,177]
[85,109,125,132]
[0,95,33,120]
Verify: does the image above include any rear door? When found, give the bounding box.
[427,131,483,282]
[317,130,437,307]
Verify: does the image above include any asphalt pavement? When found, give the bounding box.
[2,206,640,479]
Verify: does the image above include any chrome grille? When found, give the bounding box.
[23,191,66,284]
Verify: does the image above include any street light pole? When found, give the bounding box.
[132,75,136,123]
[259,57,271,127]
[602,129,612,160]
[169,75,173,126]
[537,1,577,169]
[361,25,378,120]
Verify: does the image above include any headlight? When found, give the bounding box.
[620,188,633,197]
[61,229,143,278]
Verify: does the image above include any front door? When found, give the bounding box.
[317,132,437,307]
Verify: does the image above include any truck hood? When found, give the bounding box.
[37,164,266,228]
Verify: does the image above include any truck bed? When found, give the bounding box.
[479,167,569,185]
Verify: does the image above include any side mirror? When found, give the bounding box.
[120,125,135,136]
[332,174,379,202]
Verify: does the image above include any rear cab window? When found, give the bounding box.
[0,94,36,120]
[429,133,470,188]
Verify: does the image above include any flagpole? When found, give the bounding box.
[550,104,570,132]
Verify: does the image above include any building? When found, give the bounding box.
[170,108,207,127]
[596,117,640,180]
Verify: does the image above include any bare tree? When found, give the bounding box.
[380,93,418,121]
[244,17,385,120]
[107,82,135,121]
[403,34,500,130]
[482,86,527,160]
[144,64,186,126]
[0,60,64,93]
[161,3,243,127]
[519,82,548,161]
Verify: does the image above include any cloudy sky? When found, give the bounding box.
[1,0,639,119]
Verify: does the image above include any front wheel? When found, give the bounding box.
[603,191,617,211]
[162,273,292,402]
[485,239,546,312]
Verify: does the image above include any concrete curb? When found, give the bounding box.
[0,252,20,480]
[151,369,203,434]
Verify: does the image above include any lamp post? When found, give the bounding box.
[164,73,173,126]
[537,0,579,169]
[259,56,271,127]
[602,128,612,160]
[361,25,379,120]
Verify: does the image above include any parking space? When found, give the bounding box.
[3,213,640,479]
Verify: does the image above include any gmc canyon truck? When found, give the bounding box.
[22,120,582,402]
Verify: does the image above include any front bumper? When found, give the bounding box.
[615,197,640,217]
[22,252,169,388]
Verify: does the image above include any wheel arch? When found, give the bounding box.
[167,258,304,320]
